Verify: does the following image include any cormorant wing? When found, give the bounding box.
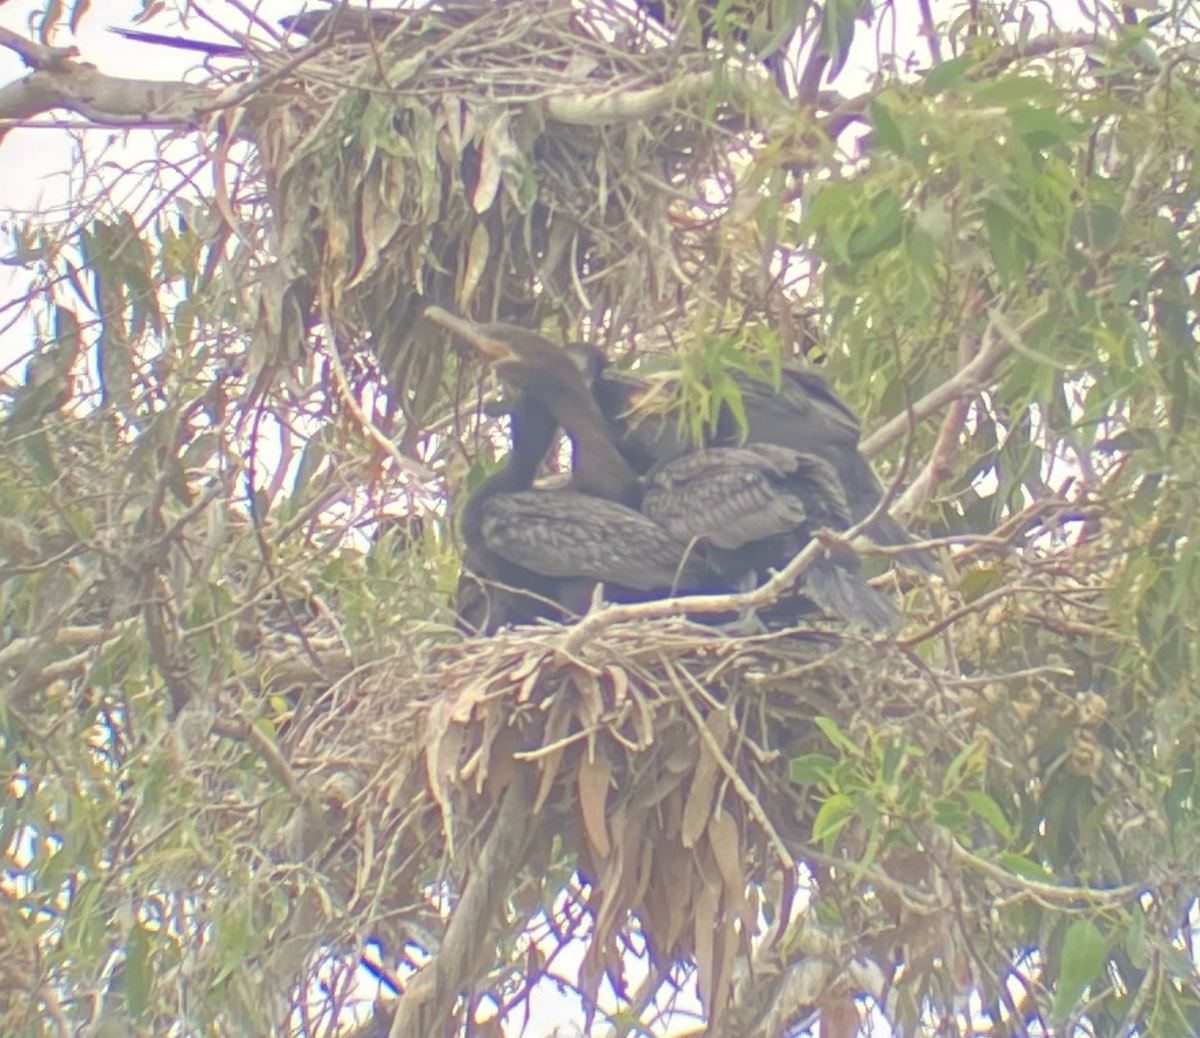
[479,492,703,593]
[642,445,849,550]
[732,366,862,454]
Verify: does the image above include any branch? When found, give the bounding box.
[890,302,981,521]
[860,304,1048,459]
[0,57,216,130]
[545,69,758,125]
[0,26,78,70]
[387,768,537,1038]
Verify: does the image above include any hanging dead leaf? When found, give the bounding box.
[472,112,516,214]
[603,664,629,709]
[423,695,464,856]
[457,222,491,312]
[710,908,737,1028]
[482,727,521,799]
[573,669,605,728]
[578,749,613,860]
[532,696,573,812]
[820,990,860,1038]
[693,879,720,1017]
[681,709,732,848]
[707,812,754,935]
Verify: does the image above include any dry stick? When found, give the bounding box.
[323,334,435,482]
[672,662,796,872]
[387,767,537,1038]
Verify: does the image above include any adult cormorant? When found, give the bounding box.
[568,342,937,574]
[431,309,898,629]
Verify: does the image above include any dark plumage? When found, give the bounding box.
[455,382,713,634]
[569,342,938,574]
[433,309,900,630]
[457,393,572,634]
[641,443,899,630]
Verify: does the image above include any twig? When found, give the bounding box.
[671,660,795,871]
[0,26,77,70]
[949,839,1139,906]
[890,317,977,521]
[323,335,435,482]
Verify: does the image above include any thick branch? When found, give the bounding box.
[387,768,537,1038]
[0,59,217,129]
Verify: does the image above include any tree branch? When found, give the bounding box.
[0,58,215,130]
[861,304,1048,459]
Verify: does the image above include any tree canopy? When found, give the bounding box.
[2,1,1199,1036]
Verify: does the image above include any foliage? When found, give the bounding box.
[2,0,1200,1036]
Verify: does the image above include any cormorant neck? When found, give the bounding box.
[567,417,641,506]
[463,396,558,539]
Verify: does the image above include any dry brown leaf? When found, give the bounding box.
[511,650,550,704]
[604,664,629,709]
[441,95,466,157]
[592,803,646,954]
[693,878,720,1018]
[574,669,605,727]
[820,990,860,1038]
[681,708,731,848]
[710,907,737,1028]
[422,695,462,851]
[706,812,754,935]
[629,680,656,749]
[482,728,520,800]
[578,748,613,860]
[450,671,501,724]
[472,113,513,214]
[532,696,573,813]
[457,222,491,312]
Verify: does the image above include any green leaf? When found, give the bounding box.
[125,925,153,1020]
[969,76,1057,107]
[1010,104,1079,150]
[789,753,837,786]
[963,791,1012,840]
[1053,918,1106,1022]
[1124,905,1149,970]
[814,716,862,757]
[998,853,1057,882]
[958,566,1003,602]
[922,55,974,93]
[848,190,903,261]
[984,200,1023,285]
[868,96,908,157]
[812,792,856,848]
[800,182,857,241]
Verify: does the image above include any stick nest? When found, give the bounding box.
[287,612,965,1020]
[228,0,783,422]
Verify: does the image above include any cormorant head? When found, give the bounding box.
[426,308,601,416]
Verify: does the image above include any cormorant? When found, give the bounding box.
[431,309,899,630]
[568,342,938,574]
